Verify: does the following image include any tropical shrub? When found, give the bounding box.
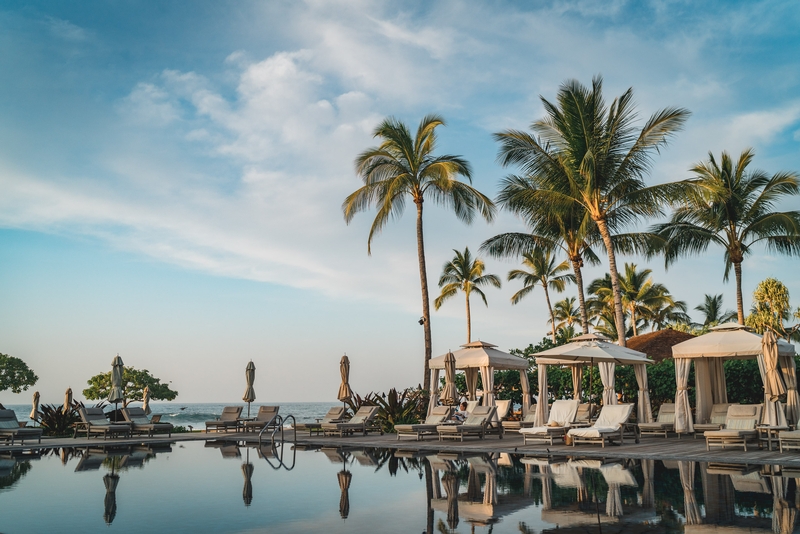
[371,387,429,433]
[0,353,38,394]
[39,403,81,436]
[83,366,178,406]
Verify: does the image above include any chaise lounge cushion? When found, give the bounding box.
[520,400,580,436]
[568,404,633,438]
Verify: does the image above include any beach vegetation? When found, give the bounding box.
[38,402,84,436]
[550,296,581,333]
[0,353,38,394]
[83,366,178,406]
[653,148,800,324]
[745,277,800,340]
[372,387,429,433]
[343,114,495,390]
[494,76,690,344]
[434,247,501,343]
[694,294,737,327]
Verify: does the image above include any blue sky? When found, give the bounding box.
[1,0,799,404]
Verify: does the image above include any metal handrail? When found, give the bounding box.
[257,414,297,447]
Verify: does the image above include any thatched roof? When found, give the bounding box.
[626,328,696,363]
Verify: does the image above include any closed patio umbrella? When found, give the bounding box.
[242,461,254,507]
[103,473,119,525]
[441,352,458,406]
[142,386,151,416]
[338,469,351,519]
[63,387,73,415]
[442,472,460,529]
[243,361,256,418]
[761,329,787,428]
[338,355,352,405]
[109,355,125,420]
[29,391,39,423]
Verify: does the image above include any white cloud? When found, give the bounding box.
[45,16,88,42]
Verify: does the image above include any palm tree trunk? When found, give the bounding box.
[416,200,433,391]
[465,290,472,343]
[596,219,627,346]
[631,306,638,337]
[734,261,745,325]
[543,284,556,343]
[571,258,589,334]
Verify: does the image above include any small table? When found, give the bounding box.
[758,425,788,451]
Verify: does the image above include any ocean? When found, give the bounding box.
[2,401,338,429]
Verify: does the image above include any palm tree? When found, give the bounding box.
[343,115,495,389]
[434,247,501,343]
[694,294,737,326]
[654,149,800,324]
[482,176,601,334]
[494,76,690,344]
[647,296,691,331]
[551,297,582,332]
[616,263,675,336]
[507,247,574,342]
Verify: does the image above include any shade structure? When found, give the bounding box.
[441,352,458,406]
[337,355,352,403]
[242,462,254,507]
[672,322,795,359]
[338,469,352,519]
[759,330,788,428]
[103,473,119,525]
[142,386,151,416]
[29,391,39,421]
[243,361,256,418]
[63,387,73,415]
[109,355,125,404]
[428,341,531,416]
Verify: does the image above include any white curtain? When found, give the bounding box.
[483,459,498,506]
[480,366,495,408]
[634,364,653,423]
[598,361,617,405]
[780,355,800,429]
[678,461,701,525]
[606,486,623,517]
[757,355,788,427]
[465,368,479,402]
[536,363,549,426]
[541,465,552,510]
[428,369,440,416]
[709,358,728,404]
[641,459,655,509]
[571,365,583,401]
[519,370,531,416]
[674,358,694,434]
[694,358,714,425]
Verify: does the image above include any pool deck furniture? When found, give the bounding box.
[568,404,635,448]
[205,406,243,433]
[294,407,346,436]
[240,405,280,433]
[519,400,580,445]
[779,429,800,452]
[693,403,732,439]
[436,406,497,442]
[321,406,381,437]
[75,407,131,440]
[638,403,676,438]
[121,407,174,438]
[704,404,764,451]
[395,406,453,441]
[501,412,537,433]
[575,404,596,425]
[0,409,42,446]
[484,400,510,439]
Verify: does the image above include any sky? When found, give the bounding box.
[1,0,799,405]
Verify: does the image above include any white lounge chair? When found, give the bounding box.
[395,406,452,441]
[519,400,580,445]
[693,403,732,438]
[436,406,496,442]
[637,403,675,438]
[704,404,763,451]
[568,404,634,448]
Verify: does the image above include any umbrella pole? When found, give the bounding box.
[247,402,251,418]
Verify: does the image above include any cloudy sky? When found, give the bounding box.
[1,0,799,404]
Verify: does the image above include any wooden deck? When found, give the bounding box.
[5,430,800,467]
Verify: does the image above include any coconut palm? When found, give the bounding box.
[343,115,495,389]
[494,76,689,344]
[616,263,677,336]
[507,247,575,342]
[653,148,800,324]
[647,297,691,331]
[482,175,601,334]
[434,247,501,343]
[694,294,737,326]
[551,297,582,332]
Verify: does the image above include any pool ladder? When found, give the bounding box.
[257,414,297,448]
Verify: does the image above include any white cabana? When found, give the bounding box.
[535,337,654,426]
[671,323,797,433]
[428,341,531,416]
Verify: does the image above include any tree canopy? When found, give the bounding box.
[0,353,38,394]
[83,366,178,405]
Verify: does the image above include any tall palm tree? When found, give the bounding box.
[551,297,582,332]
[694,294,737,326]
[648,298,691,331]
[616,263,675,337]
[482,175,601,333]
[494,76,689,344]
[434,247,501,343]
[343,115,495,389]
[653,148,800,324]
[507,247,574,342]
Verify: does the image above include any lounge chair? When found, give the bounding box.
[567,404,634,448]
[240,406,280,433]
[76,407,131,440]
[121,407,173,437]
[693,403,732,438]
[294,407,346,436]
[465,400,479,413]
[501,412,537,432]
[519,399,580,445]
[637,403,676,438]
[436,406,496,442]
[205,406,243,433]
[395,406,453,441]
[704,404,763,451]
[0,409,43,446]
[574,403,596,425]
[779,429,800,452]
[484,400,511,438]
[321,406,380,437]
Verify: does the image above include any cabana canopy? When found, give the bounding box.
[672,322,795,359]
[428,341,531,416]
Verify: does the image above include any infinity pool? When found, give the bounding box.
[0,440,794,533]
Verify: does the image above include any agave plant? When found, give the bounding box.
[38,401,106,436]
[372,388,429,433]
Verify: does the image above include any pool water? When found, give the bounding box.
[0,440,795,533]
